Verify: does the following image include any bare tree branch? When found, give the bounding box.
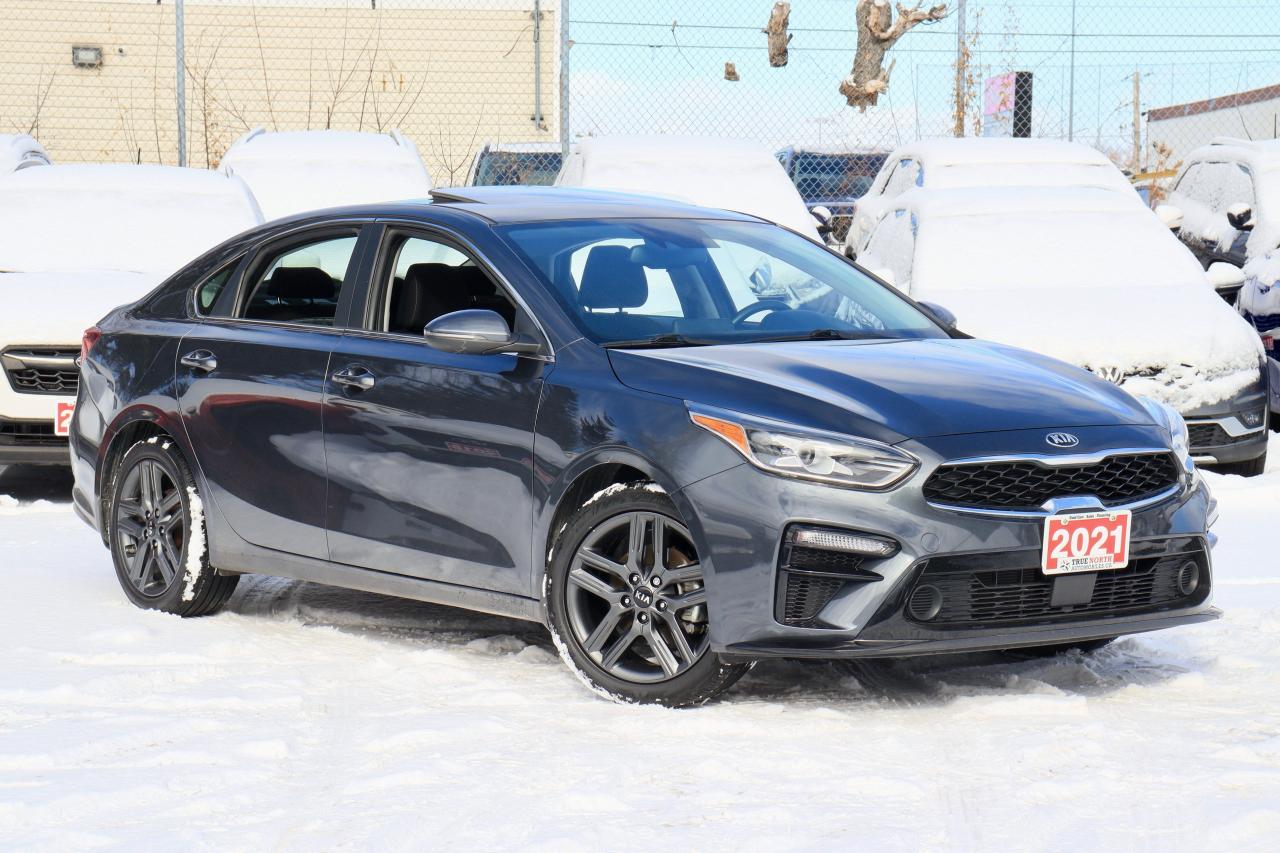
[839,0,946,111]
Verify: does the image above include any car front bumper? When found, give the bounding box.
[0,346,79,466]
[1181,386,1269,465]
[679,423,1217,659]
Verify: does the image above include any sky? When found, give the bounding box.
[564,0,1280,157]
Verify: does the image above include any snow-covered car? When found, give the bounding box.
[854,186,1269,475]
[0,133,50,173]
[0,164,262,465]
[219,128,432,221]
[1159,138,1280,303]
[775,146,887,244]
[556,135,823,241]
[1237,251,1280,418]
[467,141,563,187]
[844,138,1139,257]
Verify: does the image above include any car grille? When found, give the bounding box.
[1,347,80,395]
[922,452,1181,512]
[1187,422,1249,448]
[904,539,1208,627]
[0,419,65,447]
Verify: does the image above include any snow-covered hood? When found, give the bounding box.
[0,271,159,343]
[608,338,1153,444]
[920,284,1265,411]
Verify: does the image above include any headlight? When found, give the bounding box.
[1140,396,1191,465]
[688,405,919,490]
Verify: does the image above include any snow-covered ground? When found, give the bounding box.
[2,447,1279,851]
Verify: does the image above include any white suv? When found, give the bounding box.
[843,138,1138,257]
[0,165,262,465]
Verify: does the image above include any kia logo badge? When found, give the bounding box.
[1046,432,1080,449]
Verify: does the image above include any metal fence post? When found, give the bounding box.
[175,0,187,166]
[559,0,570,159]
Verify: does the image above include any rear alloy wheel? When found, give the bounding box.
[546,483,749,706]
[108,439,238,616]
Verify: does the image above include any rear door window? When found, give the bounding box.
[240,235,359,326]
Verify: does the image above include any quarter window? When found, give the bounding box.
[241,235,358,326]
[194,261,238,316]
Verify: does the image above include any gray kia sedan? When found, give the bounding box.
[70,187,1219,706]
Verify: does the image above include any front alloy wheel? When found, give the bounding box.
[546,483,749,706]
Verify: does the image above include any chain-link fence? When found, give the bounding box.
[2,0,1279,192]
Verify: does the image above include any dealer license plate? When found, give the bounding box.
[53,401,75,437]
[1041,510,1131,575]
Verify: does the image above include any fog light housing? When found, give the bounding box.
[1241,408,1266,429]
[789,526,897,557]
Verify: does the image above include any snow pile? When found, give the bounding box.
[556,135,821,240]
[3,441,1280,846]
[0,133,49,173]
[0,164,262,274]
[220,129,433,221]
[896,187,1263,410]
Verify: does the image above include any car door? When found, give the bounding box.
[177,224,371,560]
[322,224,549,595]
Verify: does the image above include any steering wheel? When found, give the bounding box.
[732,299,793,327]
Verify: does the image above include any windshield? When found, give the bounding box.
[500,218,945,346]
[791,153,884,200]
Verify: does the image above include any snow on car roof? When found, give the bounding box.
[0,133,49,173]
[220,128,433,221]
[0,164,263,274]
[1193,137,1280,173]
[556,135,820,239]
[889,137,1117,168]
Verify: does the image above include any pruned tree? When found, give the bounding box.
[839,0,946,111]
[763,2,792,67]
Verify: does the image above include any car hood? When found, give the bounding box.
[0,271,160,344]
[607,337,1154,444]
[915,285,1264,410]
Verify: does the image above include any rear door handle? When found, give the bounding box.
[332,365,376,391]
[180,349,217,372]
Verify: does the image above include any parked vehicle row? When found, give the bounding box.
[71,187,1218,706]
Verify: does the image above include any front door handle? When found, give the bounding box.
[332,365,376,391]
[180,349,217,372]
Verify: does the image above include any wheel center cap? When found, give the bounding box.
[633,588,654,608]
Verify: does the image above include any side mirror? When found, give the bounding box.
[423,309,542,356]
[919,300,957,330]
[1206,262,1245,291]
[809,205,834,236]
[1227,203,1255,231]
[1156,204,1184,231]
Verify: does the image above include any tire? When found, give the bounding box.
[544,482,750,707]
[107,437,238,617]
[1210,451,1266,478]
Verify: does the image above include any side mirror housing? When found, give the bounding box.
[423,309,542,356]
[1206,261,1246,291]
[1156,204,1184,231]
[1227,203,1255,231]
[809,205,834,236]
[919,300,957,330]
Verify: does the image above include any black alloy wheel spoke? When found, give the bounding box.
[116,458,186,597]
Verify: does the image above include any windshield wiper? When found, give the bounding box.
[745,328,875,343]
[601,333,718,349]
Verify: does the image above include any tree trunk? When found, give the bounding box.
[763,2,792,68]
[839,0,946,111]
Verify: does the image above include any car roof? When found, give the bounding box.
[354,186,766,226]
[0,162,253,197]
[887,137,1115,168]
[1187,137,1280,172]
[892,185,1149,219]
